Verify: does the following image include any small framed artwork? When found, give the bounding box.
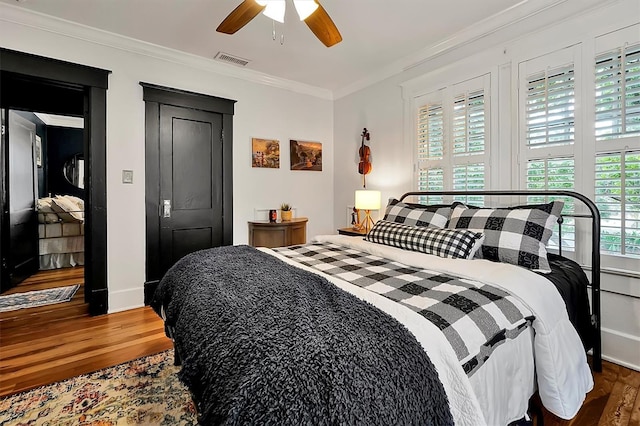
[290,140,322,171]
[252,138,280,168]
[35,135,42,167]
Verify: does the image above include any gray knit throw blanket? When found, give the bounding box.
[152,245,454,426]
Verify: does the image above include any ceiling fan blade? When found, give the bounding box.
[216,0,266,34]
[304,2,342,47]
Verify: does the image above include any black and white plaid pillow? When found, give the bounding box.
[448,201,564,273]
[366,220,485,259]
[383,199,451,228]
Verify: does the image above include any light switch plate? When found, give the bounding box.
[122,170,133,184]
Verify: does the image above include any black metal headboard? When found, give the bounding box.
[398,190,602,372]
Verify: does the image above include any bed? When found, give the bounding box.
[151,190,601,426]
[36,195,85,270]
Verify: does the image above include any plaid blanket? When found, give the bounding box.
[274,242,535,376]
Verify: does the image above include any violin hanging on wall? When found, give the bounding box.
[358,128,371,187]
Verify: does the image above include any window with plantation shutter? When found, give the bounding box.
[417,168,444,204]
[595,150,640,257]
[414,74,490,201]
[418,103,444,160]
[594,28,640,262]
[595,44,640,141]
[518,46,579,253]
[453,163,485,205]
[526,158,576,250]
[525,65,575,148]
[453,90,485,156]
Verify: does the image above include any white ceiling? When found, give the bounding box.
[3,0,566,92]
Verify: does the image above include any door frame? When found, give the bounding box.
[0,48,110,315]
[141,83,235,303]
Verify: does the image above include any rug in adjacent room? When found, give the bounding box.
[0,284,80,313]
[0,350,196,425]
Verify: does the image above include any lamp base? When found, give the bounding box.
[362,210,375,233]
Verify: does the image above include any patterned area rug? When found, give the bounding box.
[0,285,80,313]
[0,350,196,425]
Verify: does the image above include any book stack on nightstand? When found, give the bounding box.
[337,227,368,237]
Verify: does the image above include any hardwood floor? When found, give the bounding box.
[0,306,172,397]
[0,266,173,397]
[536,359,640,426]
[1,266,85,295]
[0,272,637,425]
[0,267,87,331]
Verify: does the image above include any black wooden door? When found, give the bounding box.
[1,110,39,291]
[158,105,224,276]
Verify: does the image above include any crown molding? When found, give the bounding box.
[0,2,333,100]
[1,0,622,102]
[34,112,84,128]
[333,0,620,100]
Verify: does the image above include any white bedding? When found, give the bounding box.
[263,234,593,425]
[38,221,85,270]
[38,222,84,238]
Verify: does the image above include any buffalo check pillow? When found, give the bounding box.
[383,199,451,228]
[448,200,564,273]
[366,220,485,259]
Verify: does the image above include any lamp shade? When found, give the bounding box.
[355,190,381,211]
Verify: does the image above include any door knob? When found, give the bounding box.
[163,200,171,218]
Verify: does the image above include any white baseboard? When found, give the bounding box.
[601,327,640,372]
[108,287,144,314]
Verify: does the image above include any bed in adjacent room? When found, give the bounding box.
[151,190,601,426]
[36,195,85,270]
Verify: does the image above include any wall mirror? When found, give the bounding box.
[63,153,85,189]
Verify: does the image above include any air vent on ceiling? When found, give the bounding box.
[214,52,250,67]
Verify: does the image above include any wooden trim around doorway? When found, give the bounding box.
[0,48,110,315]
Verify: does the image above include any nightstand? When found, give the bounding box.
[248,218,308,248]
[337,227,368,237]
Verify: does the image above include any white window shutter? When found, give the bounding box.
[525,65,575,149]
[595,150,640,256]
[417,103,444,161]
[453,89,486,156]
[417,167,444,204]
[595,44,640,141]
[526,157,576,250]
[414,74,490,202]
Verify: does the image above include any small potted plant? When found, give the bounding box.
[280,203,293,221]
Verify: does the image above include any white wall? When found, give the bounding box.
[334,0,640,370]
[0,5,334,313]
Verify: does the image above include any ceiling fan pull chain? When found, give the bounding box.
[272,20,276,41]
[280,34,285,45]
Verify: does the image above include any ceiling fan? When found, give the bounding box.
[216,0,342,47]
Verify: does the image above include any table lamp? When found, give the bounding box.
[355,190,381,233]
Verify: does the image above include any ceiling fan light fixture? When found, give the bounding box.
[220,0,341,48]
[293,0,319,20]
[261,0,286,23]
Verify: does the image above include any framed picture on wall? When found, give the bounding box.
[35,135,42,167]
[252,138,280,168]
[290,140,322,171]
